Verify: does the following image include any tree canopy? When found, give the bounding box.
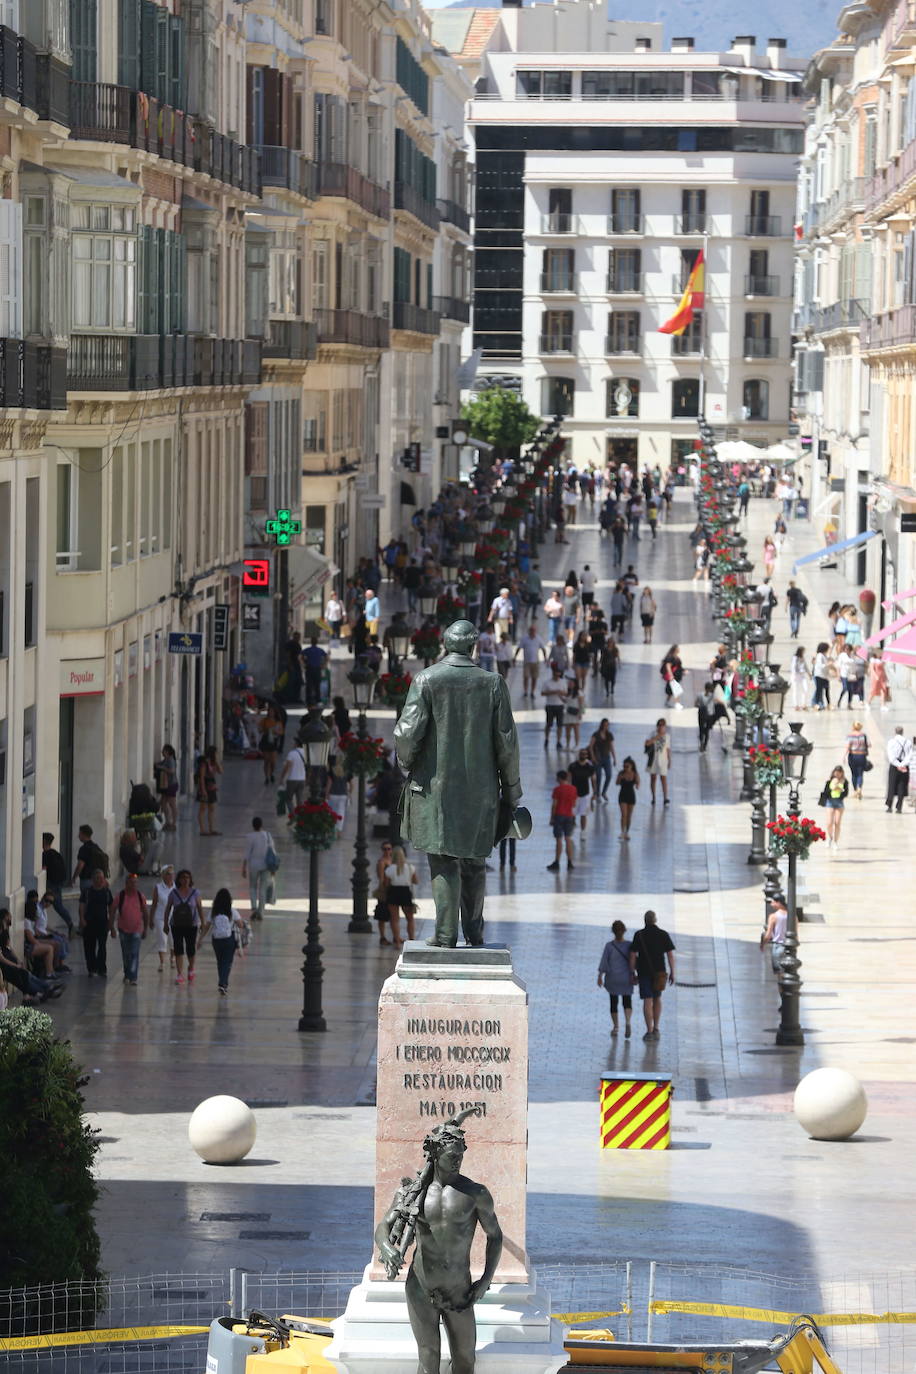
[461,389,539,455]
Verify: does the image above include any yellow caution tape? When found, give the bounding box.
[553,1308,629,1322]
[0,1325,209,1352]
[650,1300,916,1327]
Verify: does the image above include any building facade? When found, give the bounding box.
[0,0,471,904]
[452,2,805,470]
[794,0,916,614]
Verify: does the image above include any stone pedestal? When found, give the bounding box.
[324,1267,568,1374]
[325,945,568,1374]
[375,944,529,1283]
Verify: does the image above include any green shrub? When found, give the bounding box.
[0,1007,104,1331]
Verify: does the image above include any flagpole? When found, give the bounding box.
[698,234,709,419]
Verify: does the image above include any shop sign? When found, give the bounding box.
[60,657,106,697]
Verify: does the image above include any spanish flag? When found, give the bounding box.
[659,251,705,335]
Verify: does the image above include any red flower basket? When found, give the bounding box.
[291,800,340,851]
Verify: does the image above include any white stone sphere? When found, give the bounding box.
[188,1095,257,1164]
[793,1068,868,1141]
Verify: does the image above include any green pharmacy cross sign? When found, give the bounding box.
[266,509,302,546]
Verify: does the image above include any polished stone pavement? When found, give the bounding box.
[42,486,916,1289]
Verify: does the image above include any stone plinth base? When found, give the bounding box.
[324,1267,568,1374]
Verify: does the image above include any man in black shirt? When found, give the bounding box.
[81,869,113,977]
[41,832,73,933]
[785,580,808,639]
[628,910,676,1041]
[569,750,596,833]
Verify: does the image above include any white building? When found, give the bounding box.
[453,1,806,470]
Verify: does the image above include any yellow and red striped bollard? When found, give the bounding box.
[600,1073,673,1150]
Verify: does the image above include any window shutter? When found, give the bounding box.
[0,199,22,339]
[118,0,141,88]
[137,224,150,335]
[170,15,185,110]
[264,68,282,146]
[156,6,170,103]
[140,0,158,97]
[70,0,98,83]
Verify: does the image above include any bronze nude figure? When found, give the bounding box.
[375,1108,503,1374]
[393,619,522,947]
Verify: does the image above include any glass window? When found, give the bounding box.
[672,378,700,417]
[606,310,640,352]
[606,378,640,416]
[516,71,542,97]
[71,204,137,331]
[543,72,572,98]
[743,379,769,420]
[540,375,575,416]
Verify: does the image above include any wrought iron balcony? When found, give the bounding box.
[540,273,576,293]
[314,308,390,349]
[317,162,390,219]
[69,84,261,195]
[538,334,574,354]
[433,296,471,324]
[676,214,707,233]
[745,275,780,296]
[604,334,640,355]
[436,198,471,233]
[0,340,67,408]
[67,334,262,391]
[539,213,579,235]
[607,273,642,293]
[607,214,642,234]
[394,182,441,231]
[743,337,778,357]
[263,320,318,360]
[745,215,782,236]
[392,301,441,334]
[258,146,317,200]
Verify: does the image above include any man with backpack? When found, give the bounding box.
[41,832,73,934]
[109,873,149,985]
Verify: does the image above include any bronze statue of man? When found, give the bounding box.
[375,1110,503,1374]
[393,619,522,947]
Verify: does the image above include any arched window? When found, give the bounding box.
[671,378,699,418]
[541,376,575,415]
[743,378,769,420]
[606,378,640,416]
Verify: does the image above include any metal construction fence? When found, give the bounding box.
[2,1263,915,1372]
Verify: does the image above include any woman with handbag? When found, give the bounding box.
[597,920,635,1038]
[644,719,672,806]
[844,722,871,799]
[383,846,419,947]
[820,766,849,849]
[196,746,223,836]
[199,888,245,996]
[242,816,276,920]
[374,842,394,945]
[660,645,684,709]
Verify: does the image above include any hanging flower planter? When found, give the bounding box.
[377,671,413,709]
[338,731,387,779]
[436,592,467,626]
[766,815,826,861]
[475,542,501,569]
[291,800,340,852]
[411,624,442,664]
[748,744,784,786]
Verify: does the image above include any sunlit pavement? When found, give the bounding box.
[48,489,916,1281]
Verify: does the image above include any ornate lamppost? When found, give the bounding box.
[747,663,789,865]
[347,663,377,935]
[297,707,333,1033]
[775,722,814,1046]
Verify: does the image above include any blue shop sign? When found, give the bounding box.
[168,632,203,655]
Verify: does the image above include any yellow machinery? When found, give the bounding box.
[206,1311,843,1373]
[563,1316,844,1372]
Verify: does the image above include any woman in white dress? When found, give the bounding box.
[789,646,811,712]
[149,863,176,972]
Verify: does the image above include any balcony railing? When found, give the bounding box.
[540,273,576,293]
[67,334,262,391]
[0,25,55,120]
[436,198,471,233]
[314,308,390,349]
[317,161,390,219]
[672,334,702,355]
[69,84,261,195]
[538,334,574,354]
[433,295,471,324]
[0,339,67,408]
[539,213,578,234]
[745,215,782,236]
[676,214,707,233]
[392,301,441,334]
[257,146,317,200]
[262,319,318,360]
[605,334,640,355]
[860,303,916,350]
[394,183,441,231]
[607,273,642,293]
[607,214,642,234]
[813,299,868,333]
[37,55,70,125]
[745,275,779,296]
[743,337,777,357]
[865,139,916,213]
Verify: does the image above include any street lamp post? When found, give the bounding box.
[748,664,788,865]
[298,708,332,1033]
[347,665,376,935]
[776,721,813,1046]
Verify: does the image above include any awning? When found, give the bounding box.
[288,544,335,610]
[863,606,916,650]
[721,67,802,82]
[793,529,879,571]
[864,625,916,666]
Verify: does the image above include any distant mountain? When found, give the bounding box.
[436,0,837,58]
